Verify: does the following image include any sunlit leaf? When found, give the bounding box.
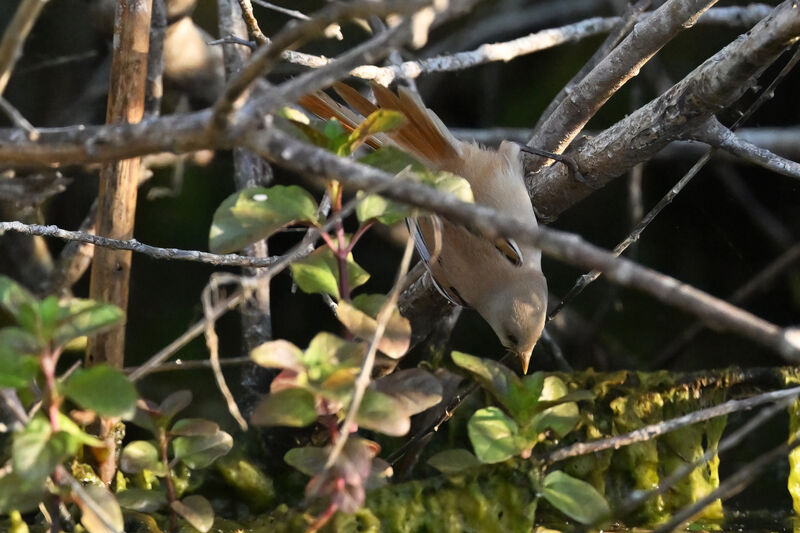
[120,441,164,475]
[0,275,37,318]
[467,407,521,464]
[284,446,327,477]
[357,388,410,436]
[209,185,318,254]
[506,371,546,423]
[419,171,473,203]
[62,365,138,419]
[13,416,76,484]
[336,294,411,358]
[452,351,517,404]
[250,339,304,371]
[340,109,405,155]
[541,471,610,525]
[372,368,442,416]
[116,488,167,513]
[530,376,580,438]
[52,299,125,347]
[355,191,411,226]
[323,118,348,151]
[303,332,365,380]
[290,246,369,299]
[359,145,425,174]
[172,430,233,469]
[56,412,103,448]
[251,388,318,427]
[172,495,214,533]
[427,449,481,474]
[77,484,124,533]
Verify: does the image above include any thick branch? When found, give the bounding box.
[243,126,800,361]
[530,0,800,221]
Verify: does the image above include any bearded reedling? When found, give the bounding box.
[299,83,548,374]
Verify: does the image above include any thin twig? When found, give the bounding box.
[0,97,38,139]
[237,0,269,44]
[0,221,279,267]
[542,385,800,464]
[324,232,417,469]
[0,0,49,96]
[123,356,251,375]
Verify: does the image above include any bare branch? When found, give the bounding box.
[530,0,800,220]
[0,0,49,96]
[542,385,800,464]
[527,0,717,170]
[244,126,800,361]
[0,220,278,267]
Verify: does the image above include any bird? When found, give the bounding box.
[299,82,548,374]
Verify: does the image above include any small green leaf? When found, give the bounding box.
[427,449,481,474]
[419,171,473,203]
[170,418,220,437]
[209,185,318,254]
[56,412,104,448]
[250,388,317,427]
[507,371,546,422]
[372,368,443,416]
[0,275,37,318]
[0,471,45,514]
[357,388,410,437]
[159,390,193,423]
[467,407,522,464]
[172,430,233,469]
[120,441,164,475]
[359,145,425,174]
[52,299,125,347]
[116,488,167,513]
[541,471,610,525]
[303,332,365,373]
[452,351,517,405]
[336,294,411,358]
[355,191,411,225]
[341,109,406,155]
[13,416,77,484]
[0,345,39,388]
[76,484,124,533]
[172,495,214,533]
[529,376,580,438]
[250,339,304,371]
[0,327,42,354]
[284,446,328,477]
[323,118,348,150]
[62,365,138,419]
[290,246,370,299]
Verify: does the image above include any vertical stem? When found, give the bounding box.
[331,183,350,300]
[40,348,61,431]
[159,429,178,533]
[87,0,152,370]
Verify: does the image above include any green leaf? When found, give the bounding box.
[323,118,348,151]
[506,371,546,422]
[529,376,580,438]
[52,299,125,347]
[76,484,124,533]
[355,191,411,226]
[170,418,220,437]
[0,275,37,318]
[359,145,425,174]
[250,388,317,427]
[452,351,517,405]
[340,109,406,155]
[467,407,522,464]
[62,365,138,419]
[336,294,411,358]
[284,446,327,477]
[120,441,164,475]
[172,430,233,469]
[357,388,411,437]
[159,389,193,423]
[419,171,473,203]
[13,416,76,484]
[56,412,104,448]
[172,495,214,533]
[116,488,167,513]
[541,471,610,525]
[0,344,39,388]
[0,471,45,514]
[0,327,43,354]
[290,246,369,299]
[427,449,481,474]
[209,185,318,254]
[250,339,305,371]
[372,368,443,416]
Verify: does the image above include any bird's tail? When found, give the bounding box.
[298,82,461,165]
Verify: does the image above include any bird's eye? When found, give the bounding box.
[506,333,519,347]
[494,238,523,267]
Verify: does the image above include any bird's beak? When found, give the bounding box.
[518,350,532,375]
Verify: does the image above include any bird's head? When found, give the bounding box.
[479,274,547,374]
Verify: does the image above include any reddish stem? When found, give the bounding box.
[159,429,178,533]
[308,500,340,532]
[344,221,374,255]
[40,347,62,432]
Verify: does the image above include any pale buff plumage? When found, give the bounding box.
[299,83,547,373]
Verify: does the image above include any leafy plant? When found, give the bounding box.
[0,275,134,532]
[424,351,609,525]
[119,390,233,532]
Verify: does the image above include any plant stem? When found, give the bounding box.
[159,429,178,533]
[41,347,61,431]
